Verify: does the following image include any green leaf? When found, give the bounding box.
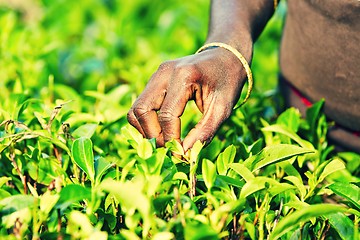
[121,125,144,149]
[318,159,345,183]
[165,139,184,156]
[72,137,95,183]
[262,125,314,149]
[190,140,204,163]
[0,177,11,188]
[72,123,98,138]
[240,177,278,199]
[57,184,92,211]
[269,204,348,240]
[184,220,218,240]
[216,145,236,175]
[284,176,307,200]
[95,157,113,186]
[306,99,325,139]
[100,178,152,237]
[0,195,34,214]
[249,144,314,172]
[152,232,175,240]
[202,159,216,190]
[276,107,301,132]
[329,182,360,210]
[40,191,60,215]
[229,163,254,182]
[137,138,153,159]
[326,212,354,240]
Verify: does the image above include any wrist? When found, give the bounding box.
[195,41,253,107]
[205,31,253,63]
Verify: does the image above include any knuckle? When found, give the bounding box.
[158,110,175,123]
[173,64,201,81]
[132,105,150,119]
[127,109,137,125]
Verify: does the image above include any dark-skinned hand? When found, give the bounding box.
[127,47,248,152]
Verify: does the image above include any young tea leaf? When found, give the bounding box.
[250,144,314,172]
[202,159,216,190]
[318,159,345,183]
[216,145,236,175]
[137,138,153,159]
[72,137,95,183]
[72,123,98,138]
[95,157,113,186]
[165,139,184,156]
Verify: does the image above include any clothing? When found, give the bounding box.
[280,0,360,151]
[280,75,360,153]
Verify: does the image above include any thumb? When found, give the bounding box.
[182,96,233,152]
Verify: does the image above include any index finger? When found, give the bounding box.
[158,66,202,144]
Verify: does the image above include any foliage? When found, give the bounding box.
[0,0,359,239]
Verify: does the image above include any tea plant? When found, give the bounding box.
[0,1,359,239]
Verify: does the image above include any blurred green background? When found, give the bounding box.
[0,0,285,95]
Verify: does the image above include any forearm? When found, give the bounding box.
[205,0,276,61]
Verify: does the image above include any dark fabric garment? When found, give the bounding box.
[279,75,360,154]
[280,0,360,135]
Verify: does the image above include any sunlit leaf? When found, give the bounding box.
[229,163,254,182]
[216,145,236,175]
[72,123,98,138]
[137,138,153,159]
[318,159,345,183]
[202,159,216,190]
[72,137,95,183]
[95,157,113,186]
[165,139,184,156]
[248,144,314,172]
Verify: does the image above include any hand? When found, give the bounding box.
[127,47,248,152]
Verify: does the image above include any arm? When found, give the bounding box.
[127,0,276,152]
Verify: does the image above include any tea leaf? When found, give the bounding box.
[72,123,98,138]
[137,138,153,159]
[216,145,236,175]
[165,139,184,156]
[72,137,95,183]
[229,163,254,182]
[326,212,354,240]
[250,144,314,172]
[318,159,345,183]
[270,204,348,240]
[329,182,360,210]
[202,159,216,190]
[95,157,113,186]
[57,184,92,211]
[262,125,314,149]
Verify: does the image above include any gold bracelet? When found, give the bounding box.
[274,0,279,10]
[196,42,253,108]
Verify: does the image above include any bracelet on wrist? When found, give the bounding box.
[196,42,253,108]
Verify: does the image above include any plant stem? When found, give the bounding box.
[10,151,27,194]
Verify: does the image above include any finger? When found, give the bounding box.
[182,94,233,152]
[159,66,201,144]
[127,108,146,136]
[132,91,165,146]
[128,61,176,145]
